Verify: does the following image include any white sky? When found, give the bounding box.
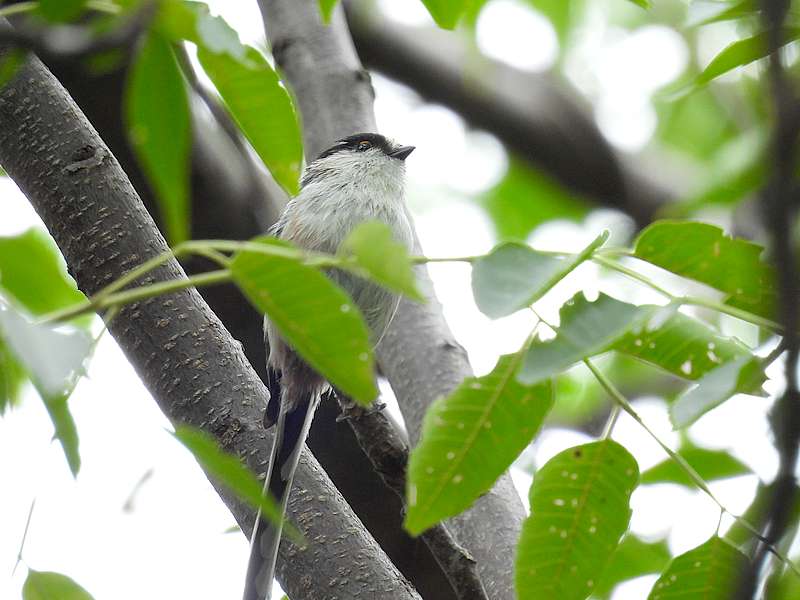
[0,1,781,599]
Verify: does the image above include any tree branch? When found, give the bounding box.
[736,2,800,597]
[257,2,526,598]
[345,2,677,227]
[0,42,420,600]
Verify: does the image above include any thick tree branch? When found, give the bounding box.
[737,2,800,597]
[257,2,525,598]
[346,3,677,227]
[0,44,420,600]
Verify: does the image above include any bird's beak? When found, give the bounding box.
[389,145,415,161]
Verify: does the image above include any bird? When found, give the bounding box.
[243,133,415,600]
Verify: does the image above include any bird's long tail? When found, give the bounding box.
[243,392,320,600]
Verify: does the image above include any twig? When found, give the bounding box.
[336,395,490,600]
[737,2,800,597]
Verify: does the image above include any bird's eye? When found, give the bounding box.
[357,140,372,151]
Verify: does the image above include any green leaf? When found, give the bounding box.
[472,232,607,319]
[0,336,26,413]
[613,307,755,381]
[692,0,756,28]
[339,221,423,301]
[126,31,191,245]
[0,303,89,475]
[172,426,295,538]
[405,353,553,535]
[627,0,649,8]
[23,570,94,600]
[515,440,639,600]
[526,0,573,44]
[518,292,652,385]
[230,238,377,403]
[634,221,777,319]
[641,442,751,487]
[0,48,27,89]
[671,355,765,428]
[648,536,747,599]
[420,0,469,28]
[319,0,339,22]
[0,229,88,323]
[594,535,672,599]
[38,0,87,22]
[480,161,589,242]
[696,29,800,87]
[197,45,302,196]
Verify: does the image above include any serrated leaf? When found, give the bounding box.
[696,29,800,87]
[641,442,751,487]
[197,45,302,196]
[515,440,639,600]
[23,570,94,600]
[420,0,469,28]
[472,232,607,319]
[671,355,765,428]
[126,31,191,245]
[38,0,87,22]
[405,353,553,535]
[339,221,423,301]
[319,0,339,22]
[613,307,755,381]
[0,303,89,475]
[518,293,653,385]
[172,426,295,538]
[230,238,377,403]
[648,536,747,599]
[0,229,89,325]
[594,535,672,599]
[635,221,777,319]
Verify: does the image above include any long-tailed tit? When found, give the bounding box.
[243,133,415,600]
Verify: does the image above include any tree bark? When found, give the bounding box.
[0,44,420,600]
[258,2,526,598]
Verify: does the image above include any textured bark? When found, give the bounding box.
[0,47,420,600]
[258,2,526,598]
[347,4,676,228]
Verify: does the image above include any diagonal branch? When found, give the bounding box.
[0,41,420,600]
[257,2,526,598]
[346,2,678,227]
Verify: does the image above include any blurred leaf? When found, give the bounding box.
[634,221,777,319]
[627,0,649,8]
[480,161,589,242]
[230,238,377,404]
[198,46,302,196]
[671,355,765,428]
[641,442,751,487]
[594,535,671,599]
[518,292,652,385]
[0,303,89,475]
[405,353,553,535]
[696,29,800,87]
[420,0,469,28]
[726,482,800,547]
[0,336,25,413]
[0,229,89,324]
[647,536,747,599]
[23,570,94,600]
[172,426,296,538]
[655,88,739,161]
[126,30,191,245]
[38,0,87,22]
[613,307,755,381]
[472,232,607,319]
[692,0,756,27]
[515,440,639,600]
[319,0,339,22]
[339,221,423,301]
[526,0,574,43]
[0,48,27,89]
[765,562,800,599]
